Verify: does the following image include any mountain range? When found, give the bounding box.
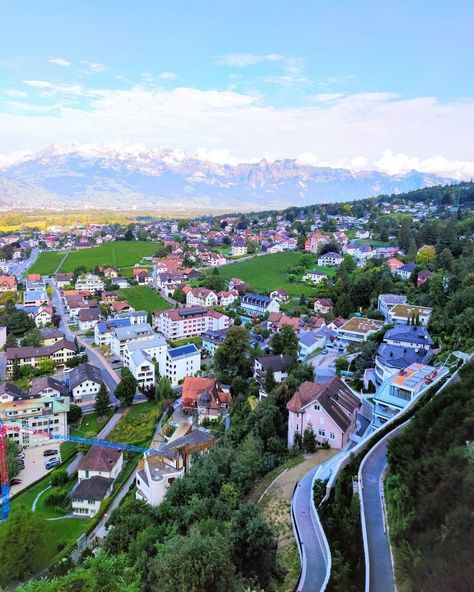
[0,145,454,212]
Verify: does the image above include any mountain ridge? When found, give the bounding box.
[0,146,455,211]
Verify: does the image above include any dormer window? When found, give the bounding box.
[314,403,320,411]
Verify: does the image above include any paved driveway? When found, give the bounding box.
[309,350,340,369]
[10,443,62,495]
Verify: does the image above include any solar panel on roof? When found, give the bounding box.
[178,308,208,317]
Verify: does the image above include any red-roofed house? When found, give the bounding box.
[287,378,361,449]
[182,376,231,422]
[0,275,17,292]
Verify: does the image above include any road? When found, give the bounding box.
[359,426,405,592]
[8,247,39,279]
[293,466,329,592]
[47,278,120,404]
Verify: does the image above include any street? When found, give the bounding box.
[8,247,39,280]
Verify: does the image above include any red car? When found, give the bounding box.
[10,479,22,486]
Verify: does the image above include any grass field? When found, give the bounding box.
[119,285,169,313]
[107,401,161,447]
[29,251,67,275]
[219,252,336,297]
[29,242,158,276]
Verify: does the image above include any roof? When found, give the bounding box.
[78,308,99,321]
[78,446,123,472]
[97,318,131,333]
[161,428,215,452]
[299,331,322,347]
[377,344,431,370]
[0,383,23,399]
[399,262,416,272]
[113,323,153,341]
[182,376,230,409]
[40,327,64,340]
[315,298,334,307]
[72,476,114,502]
[256,354,292,372]
[167,343,199,360]
[30,376,68,397]
[389,304,432,318]
[384,324,433,345]
[6,339,75,361]
[319,251,342,258]
[242,293,271,305]
[338,317,384,334]
[69,363,103,389]
[287,377,361,432]
[390,363,440,390]
[126,334,167,351]
[379,294,407,306]
[158,307,225,322]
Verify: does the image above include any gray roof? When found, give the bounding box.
[30,376,68,397]
[69,363,103,390]
[377,344,431,370]
[126,334,166,352]
[256,354,292,372]
[113,323,153,341]
[71,476,113,502]
[384,324,433,346]
[0,383,23,399]
[161,428,215,452]
[379,294,407,306]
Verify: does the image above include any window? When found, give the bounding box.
[318,429,325,437]
[329,432,336,440]
[314,403,320,411]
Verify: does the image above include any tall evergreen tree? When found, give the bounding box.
[94,383,112,417]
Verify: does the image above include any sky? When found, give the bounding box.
[0,0,473,178]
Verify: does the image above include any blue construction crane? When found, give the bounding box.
[0,414,176,521]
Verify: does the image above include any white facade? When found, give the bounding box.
[75,274,105,292]
[317,252,343,266]
[154,308,232,341]
[136,458,184,506]
[110,323,155,358]
[165,344,201,386]
[185,289,218,307]
[71,378,101,404]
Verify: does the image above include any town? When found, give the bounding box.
[0,182,473,592]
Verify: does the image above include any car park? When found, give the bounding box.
[45,458,61,470]
[43,449,59,457]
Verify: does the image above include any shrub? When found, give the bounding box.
[45,488,69,507]
[50,468,69,486]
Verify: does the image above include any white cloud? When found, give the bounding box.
[158,71,177,80]
[219,53,286,67]
[1,86,473,179]
[3,90,28,97]
[48,57,71,67]
[81,61,106,73]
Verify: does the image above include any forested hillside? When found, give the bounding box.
[385,361,474,592]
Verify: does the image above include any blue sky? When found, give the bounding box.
[0,0,473,177]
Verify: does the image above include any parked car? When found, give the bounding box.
[45,458,61,470]
[16,452,25,460]
[43,449,59,457]
[110,358,121,365]
[321,349,328,355]
[10,478,22,486]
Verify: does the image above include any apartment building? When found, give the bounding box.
[153,307,232,340]
[6,339,76,377]
[110,323,155,358]
[75,274,105,293]
[165,343,201,387]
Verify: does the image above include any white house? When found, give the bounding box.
[185,287,218,308]
[69,363,104,405]
[254,354,292,396]
[377,294,408,319]
[231,237,247,256]
[298,330,326,360]
[317,252,343,267]
[75,274,105,293]
[110,323,155,358]
[393,262,416,281]
[123,335,167,389]
[241,293,280,316]
[336,317,384,343]
[154,307,232,341]
[165,343,201,386]
[77,446,124,482]
[302,270,327,284]
[387,304,432,326]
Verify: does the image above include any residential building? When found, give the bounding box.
[185,287,218,307]
[6,339,76,377]
[241,293,280,316]
[336,317,384,343]
[394,262,416,280]
[314,298,334,315]
[201,329,228,357]
[0,393,69,448]
[206,252,227,267]
[115,310,147,325]
[387,258,404,273]
[71,476,114,517]
[123,335,167,389]
[18,305,53,328]
[372,364,448,429]
[298,330,326,360]
[0,275,17,292]
[417,270,433,287]
[181,377,231,422]
[30,376,68,398]
[165,343,201,386]
[377,294,408,319]
[287,377,361,449]
[317,252,343,266]
[78,308,100,331]
[231,237,247,256]
[302,270,327,284]
[23,288,48,306]
[154,307,232,341]
[387,304,432,326]
[77,446,124,482]
[269,289,289,303]
[217,290,238,306]
[75,274,105,293]
[54,272,73,288]
[110,323,155,358]
[40,327,64,345]
[136,425,216,506]
[69,363,104,404]
[254,354,292,395]
[94,318,131,347]
[306,230,329,254]
[0,325,6,349]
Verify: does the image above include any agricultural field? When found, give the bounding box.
[59,241,157,272]
[219,251,336,297]
[119,285,169,313]
[29,251,67,275]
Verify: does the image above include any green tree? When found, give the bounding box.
[12,356,21,380]
[438,247,454,271]
[416,244,437,267]
[67,404,83,424]
[303,423,316,452]
[407,237,418,261]
[94,383,112,417]
[271,325,299,359]
[214,326,253,382]
[398,217,412,252]
[115,367,137,407]
[20,327,43,347]
[0,509,48,584]
[150,527,239,592]
[264,367,276,394]
[334,292,353,317]
[156,376,173,402]
[172,288,186,304]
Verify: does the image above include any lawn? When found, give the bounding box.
[107,401,161,447]
[58,241,158,273]
[60,411,114,459]
[219,252,335,297]
[29,251,68,275]
[119,285,169,313]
